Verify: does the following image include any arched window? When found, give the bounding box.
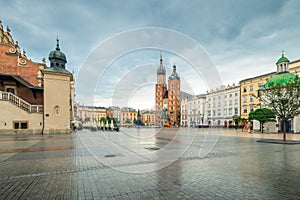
[54,106,60,115]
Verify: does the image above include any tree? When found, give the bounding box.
[100,117,107,123]
[233,116,246,127]
[84,117,90,122]
[259,75,300,140]
[248,108,276,133]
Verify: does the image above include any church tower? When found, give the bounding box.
[42,38,74,134]
[155,52,166,126]
[168,64,180,126]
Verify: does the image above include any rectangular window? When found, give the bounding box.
[243,96,247,103]
[243,87,247,92]
[234,108,238,115]
[250,105,254,112]
[250,95,254,102]
[21,122,28,129]
[229,108,233,115]
[235,99,238,105]
[243,106,247,113]
[250,85,253,91]
[14,122,19,129]
[13,122,28,129]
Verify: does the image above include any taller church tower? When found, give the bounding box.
[155,53,166,126]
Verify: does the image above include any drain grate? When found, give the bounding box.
[104,154,116,157]
[145,147,160,151]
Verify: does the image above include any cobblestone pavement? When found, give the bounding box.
[0,128,299,199]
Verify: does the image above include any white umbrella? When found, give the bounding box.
[110,119,114,129]
[106,120,109,128]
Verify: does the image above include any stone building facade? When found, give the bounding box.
[0,21,74,134]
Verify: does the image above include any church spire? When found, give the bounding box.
[160,50,163,65]
[157,51,166,75]
[56,35,60,51]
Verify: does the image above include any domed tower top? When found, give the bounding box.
[276,52,289,73]
[48,37,67,69]
[169,63,180,80]
[264,52,295,88]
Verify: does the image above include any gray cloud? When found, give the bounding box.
[1,0,299,107]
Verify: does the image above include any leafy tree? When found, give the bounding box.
[248,108,276,133]
[259,75,300,140]
[100,117,107,123]
[233,116,246,127]
[84,117,90,122]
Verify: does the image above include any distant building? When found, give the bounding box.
[141,110,155,126]
[0,21,74,134]
[155,53,181,126]
[206,84,240,127]
[110,106,121,125]
[187,94,206,127]
[121,107,137,126]
[259,54,300,133]
[76,105,106,126]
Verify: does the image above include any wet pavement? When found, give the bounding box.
[0,128,299,199]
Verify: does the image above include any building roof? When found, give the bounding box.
[239,71,275,83]
[264,72,297,87]
[0,74,43,90]
[276,54,289,64]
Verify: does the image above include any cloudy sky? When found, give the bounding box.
[1,0,300,109]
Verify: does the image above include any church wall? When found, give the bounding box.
[43,72,71,134]
[0,101,43,134]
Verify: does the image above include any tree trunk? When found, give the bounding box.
[261,122,264,133]
[283,120,286,141]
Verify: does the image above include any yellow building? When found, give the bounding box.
[240,57,300,120]
[141,110,155,126]
[239,72,274,119]
[121,107,137,126]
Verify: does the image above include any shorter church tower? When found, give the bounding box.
[168,64,180,126]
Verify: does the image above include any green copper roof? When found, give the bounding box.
[264,72,297,87]
[276,54,289,64]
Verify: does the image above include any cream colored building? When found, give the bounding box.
[141,110,155,126]
[206,84,240,127]
[76,105,106,126]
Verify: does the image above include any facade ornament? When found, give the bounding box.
[18,56,27,66]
